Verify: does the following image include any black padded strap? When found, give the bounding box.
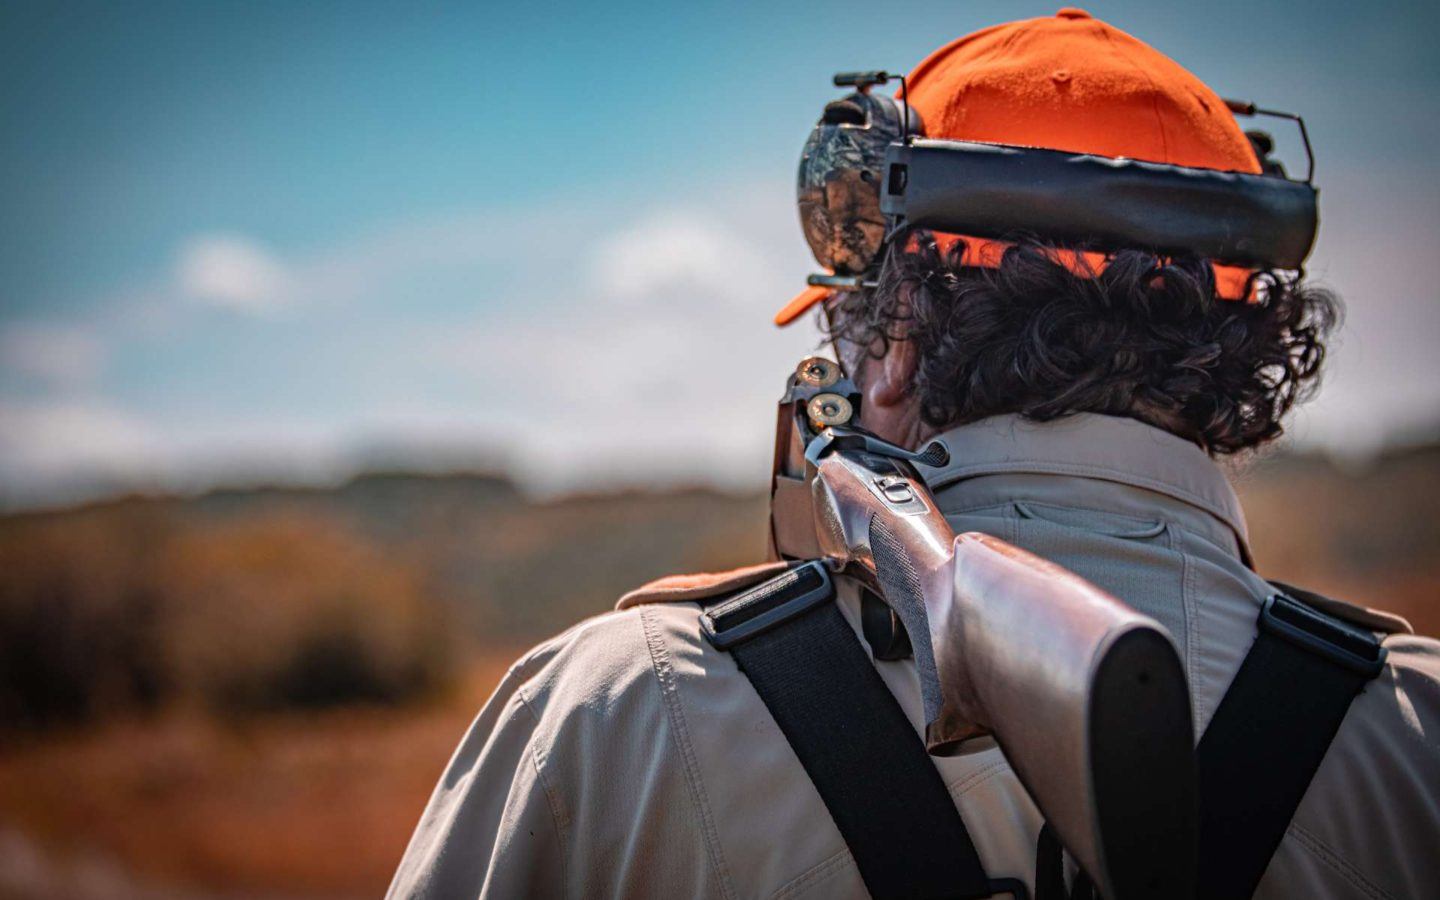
[880,138,1318,269]
[1196,591,1387,899]
[701,561,1014,900]
[1033,824,1065,900]
[1032,825,1095,900]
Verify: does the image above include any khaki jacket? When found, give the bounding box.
[388,414,1440,900]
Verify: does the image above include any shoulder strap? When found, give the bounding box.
[700,561,1024,900]
[1036,587,1390,900]
[1196,589,1388,899]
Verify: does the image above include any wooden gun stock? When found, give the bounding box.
[810,443,1198,899]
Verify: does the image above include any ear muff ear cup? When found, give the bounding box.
[797,92,923,275]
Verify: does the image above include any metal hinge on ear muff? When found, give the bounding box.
[832,70,915,144]
[1222,98,1315,183]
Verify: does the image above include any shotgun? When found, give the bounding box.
[770,357,1198,900]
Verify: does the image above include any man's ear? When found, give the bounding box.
[864,335,919,411]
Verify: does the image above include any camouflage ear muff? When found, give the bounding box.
[796,90,923,277]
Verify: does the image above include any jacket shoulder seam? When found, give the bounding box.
[766,756,1018,899]
[639,605,738,900]
[768,847,853,900]
[515,686,570,896]
[945,756,1011,797]
[1286,821,1394,900]
[1178,523,1207,727]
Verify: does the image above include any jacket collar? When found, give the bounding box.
[918,413,1251,556]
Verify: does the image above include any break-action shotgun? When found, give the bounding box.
[769,356,1198,900]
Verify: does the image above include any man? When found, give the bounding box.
[389,10,1439,899]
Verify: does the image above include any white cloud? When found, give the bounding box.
[0,324,106,389]
[0,186,825,505]
[0,401,159,487]
[429,198,821,491]
[175,234,292,314]
[592,212,768,306]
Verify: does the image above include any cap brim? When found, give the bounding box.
[773,285,833,327]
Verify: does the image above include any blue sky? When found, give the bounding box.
[2,1,1437,506]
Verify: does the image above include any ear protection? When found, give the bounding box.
[796,71,1319,283]
[796,75,923,277]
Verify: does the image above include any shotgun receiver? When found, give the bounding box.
[770,357,1198,900]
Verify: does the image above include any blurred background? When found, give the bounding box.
[1,1,1436,897]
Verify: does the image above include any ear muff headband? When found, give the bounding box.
[880,139,1318,271]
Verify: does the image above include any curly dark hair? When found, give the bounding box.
[823,232,1340,454]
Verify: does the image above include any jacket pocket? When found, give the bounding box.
[1008,500,1189,663]
[1012,500,1167,541]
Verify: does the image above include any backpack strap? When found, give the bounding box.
[1196,588,1389,899]
[700,560,1025,900]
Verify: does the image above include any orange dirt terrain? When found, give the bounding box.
[0,446,1435,899]
[0,660,514,900]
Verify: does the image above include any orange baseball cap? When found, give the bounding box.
[776,8,1262,326]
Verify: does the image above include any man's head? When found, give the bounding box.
[787,10,1338,454]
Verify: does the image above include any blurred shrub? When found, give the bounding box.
[0,507,173,728]
[0,504,455,730]
[0,471,764,733]
[160,514,451,714]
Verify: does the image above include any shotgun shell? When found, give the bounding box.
[807,392,853,430]
[795,356,841,388]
